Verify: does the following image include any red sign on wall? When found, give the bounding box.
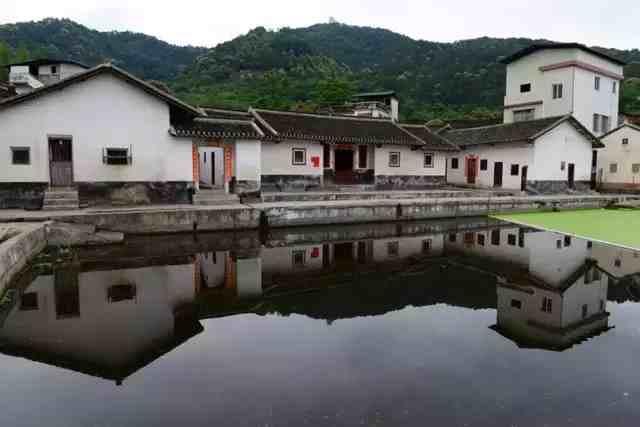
[311,156,321,168]
[224,146,233,183]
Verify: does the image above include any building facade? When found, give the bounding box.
[598,124,640,191]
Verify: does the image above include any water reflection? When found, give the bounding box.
[2,219,640,390]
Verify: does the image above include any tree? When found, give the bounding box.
[312,77,354,107]
[0,42,10,81]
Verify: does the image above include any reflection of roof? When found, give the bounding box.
[441,115,603,148]
[500,43,626,66]
[0,314,203,384]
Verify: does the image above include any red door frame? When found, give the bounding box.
[466,156,479,184]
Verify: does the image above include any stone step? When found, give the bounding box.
[43,198,80,206]
[44,191,79,200]
[41,205,80,211]
[261,190,514,203]
[192,191,240,206]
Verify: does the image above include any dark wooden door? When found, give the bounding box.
[49,139,73,187]
[493,162,503,188]
[466,158,478,184]
[521,166,528,191]
[568,163,575,189]
[211,152,216,186]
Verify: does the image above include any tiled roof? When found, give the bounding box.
[251,109,429,146]
[399,124,459,151]
[3,58,90,69]
[171,117,265,139]
[199,107,254,120]
[441,115,603,148]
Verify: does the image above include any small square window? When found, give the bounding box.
[610,163,618,174]
[449,233,457,243]
[389,152,400,168]
[623,138,630,146]
[51,65,57,74]
[514,109,535,122]
[556,240,562,249]
[520,83,531,93]
[423,152,434,168]
[451,158,459,169]
[541,297,553,313]
[104,148,130,165]
[480,159,488,171]
[587,241,593,249]
[511,299,522,309]
[633,164,640,174]
[564,236,572,247]
[552,83,563,99]
[614,258,622,268]
[292,250,306,267]
[507,234,517,246]
[108,284,137,303]
[511,164,519,176]
[20,292,38,311]
[292,148,306,165]
[11,147,30,165]
[595,76,601,91]
[477,234,485,246]
[387,241,399,257]
[422,239,432,253]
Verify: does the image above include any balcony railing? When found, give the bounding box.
[8,72,44,89]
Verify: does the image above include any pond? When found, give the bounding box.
[1,217,640,427]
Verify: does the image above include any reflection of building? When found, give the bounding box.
[0,263,201,384]
[445,227,612,351]
[591,243,640,302]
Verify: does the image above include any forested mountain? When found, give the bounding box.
[0,18,206,80]
[1,19,639,121]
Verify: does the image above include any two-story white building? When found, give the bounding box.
[597,124,640,191]
[5,59,90,94]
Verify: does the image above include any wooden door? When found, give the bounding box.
[466,158,478,184]
[49,139,73,187]
[568,163,575,189]
[521,166,528,191]
[211,152,216,186]
[493,162,503,188]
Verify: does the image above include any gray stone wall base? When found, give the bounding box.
[261,175,322,192]
[375,175,446,190]
[0,183,47,210]
[77,182,191,207]
[527,180,591,194]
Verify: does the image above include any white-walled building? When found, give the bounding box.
[501,43,625,136]
[597,124,640,191]
[6,59,89,94]
[443,115,602,192]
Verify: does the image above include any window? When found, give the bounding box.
[541,297,553,313]
[556,239,562,249]
[387,241,399,257]
[582,304,588,319]
[103,147,130,165]
[107,284,137,303]
[623,138,630,146]
[292,250,306,267]
[480,159,488,171]
[587,241,593,249]
[451,158,459,169]
[602,115,610,133]
[358,145,368,169]
[610,163,618,174]
[613,81,617,94]
[424,152,434,168]
[564,236,572,247]
[11,147,30,165]
[491,229,500,246]
[449,233,457,243]
[552,83,563,99]
[507,234,517,246]
[20,292,38,311]
[633,164,640,174]
[595,76,601,91]
[614,258,622,268]
[593,114,600,133]
[511,299,522,309]
[600,300,605,311]
[389,151,400,168]
[510,164,519,176]
[51,65,57,74]
[422,239,432,253]
[518,229,525,248]
[477,234,485,246]
[323,145,331,168]
[514,109,535,122]
[520,83,531,93]
[292,148,306,165]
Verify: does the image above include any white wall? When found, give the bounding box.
[235,140,261,182]
[261,141,323,177]
[374,145,446,176]
[599,126,640,185]
[0,73,193,183]
[531,121,593,182]
[573,67,619,135]
[372,235,444,262]
[446,143,533,189]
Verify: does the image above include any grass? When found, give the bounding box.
[491,208,640,250]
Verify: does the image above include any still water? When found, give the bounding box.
[1,218,640,426]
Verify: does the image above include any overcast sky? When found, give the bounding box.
[2,0,639,50]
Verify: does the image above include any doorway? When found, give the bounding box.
[49,138,73,187]
[198,147,224,188]
[334,149,355,184]
[466,157,478,184]
[568,163,575,189]
[493,162,503,188]
[521,166,528,191]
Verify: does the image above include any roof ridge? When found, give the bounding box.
[447,116,565,134]
[252,108,394,122]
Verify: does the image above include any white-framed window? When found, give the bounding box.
[520,83,531,93]
[514,109,535,122]
[541,297,553,313]
[11,147,30,165]
[610,163,618,174]
[595,76,601,91]
[552,83,563,99]
[389,151,400,168]
[423,152,434,168]
[103,147,131,165]
[292,148,306,165]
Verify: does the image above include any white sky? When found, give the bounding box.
[2,0,639,50]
